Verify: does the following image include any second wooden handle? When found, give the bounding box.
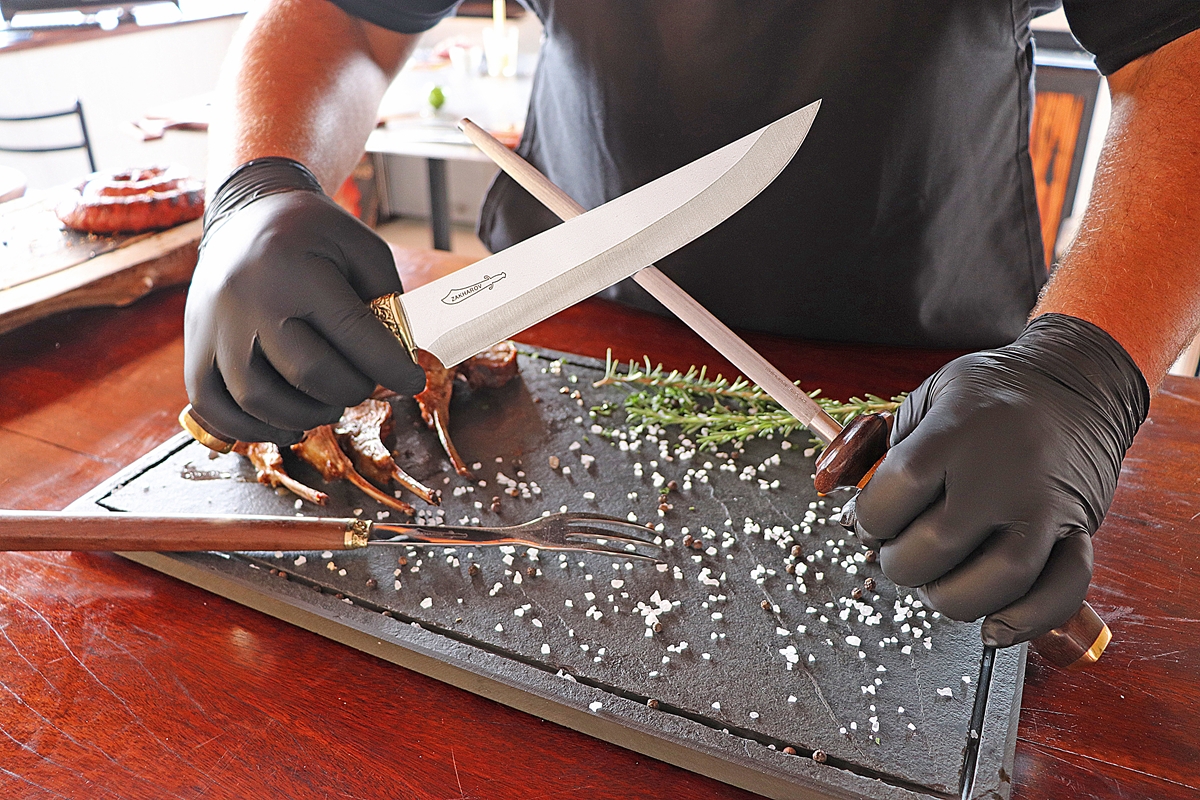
[0,511,366,552]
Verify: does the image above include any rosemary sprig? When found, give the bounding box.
[593,350,904,448]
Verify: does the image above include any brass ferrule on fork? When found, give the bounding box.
[343,518,372,549]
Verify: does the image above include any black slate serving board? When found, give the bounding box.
[70,348,1024,800]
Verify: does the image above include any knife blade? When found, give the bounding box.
[455,114,843,444]
[178,101,822,454]
[371,100,821,370]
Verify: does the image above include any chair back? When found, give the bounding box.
[0,100,97,172]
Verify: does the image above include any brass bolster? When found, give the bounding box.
[369,293,418,362]
[343,518,372,549]
[179,405,235,454]
[1072,622,1113,669]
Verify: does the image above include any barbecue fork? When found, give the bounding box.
[0,511,664,561]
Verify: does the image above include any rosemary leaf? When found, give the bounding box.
[593,350,904,449]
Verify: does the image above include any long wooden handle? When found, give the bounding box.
[814,414,1111,669]
[458,118,842,444]
[0,511,369,552]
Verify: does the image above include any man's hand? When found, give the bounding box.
[847,28,1200,649]
[182,0,425,444]
[184,158,425,445]
[847,314,1148,647]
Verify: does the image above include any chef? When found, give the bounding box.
[183,0,1200,650]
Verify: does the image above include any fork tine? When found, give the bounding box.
[565,545,663,562]
[564,524,659,546]
[561,511,651,525]
[562,514,659,537]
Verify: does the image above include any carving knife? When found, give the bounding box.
[180,100,833,452]
[452,120,1111,674]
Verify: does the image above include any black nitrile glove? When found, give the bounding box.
[846,313,1149,647]
[184,158,425,445]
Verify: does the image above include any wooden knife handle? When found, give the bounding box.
[0,511,370,552]
[814,413,1111,670]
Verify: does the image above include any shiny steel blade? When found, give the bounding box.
[397,100,820,367]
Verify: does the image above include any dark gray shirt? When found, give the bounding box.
[331,0,1200,348]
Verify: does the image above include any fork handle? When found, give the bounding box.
[0,511,371,552]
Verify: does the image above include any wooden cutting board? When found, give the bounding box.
[70,347,1023,800]
[0,193,200,335]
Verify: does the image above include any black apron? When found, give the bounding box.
[478,1,1048,349]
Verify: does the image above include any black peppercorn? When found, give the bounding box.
[653,621,663,633]
[658,502,671,513]
[812,749,827,764]
[365,577,378,590]
[791,545,802,558]
[647,698,660,709]
[491,497,502,512]
[851,587,863,601]
[690,538,704,551]
[682,534,694,548]
[398,556,408,567]
[863,577,876,592]
[760,599,771,610]
[526,566,537,577]
[865,549,877,563]
[786,563,796,575]
[468,563,480,577]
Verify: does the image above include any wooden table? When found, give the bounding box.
[0,192,201,336]
[1,249,1197,799]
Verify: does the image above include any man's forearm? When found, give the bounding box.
[1033,28,1200,389]
[208,0,419,193]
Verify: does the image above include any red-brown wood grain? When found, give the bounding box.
[0,511,362,552]
[0,253,1198,798]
